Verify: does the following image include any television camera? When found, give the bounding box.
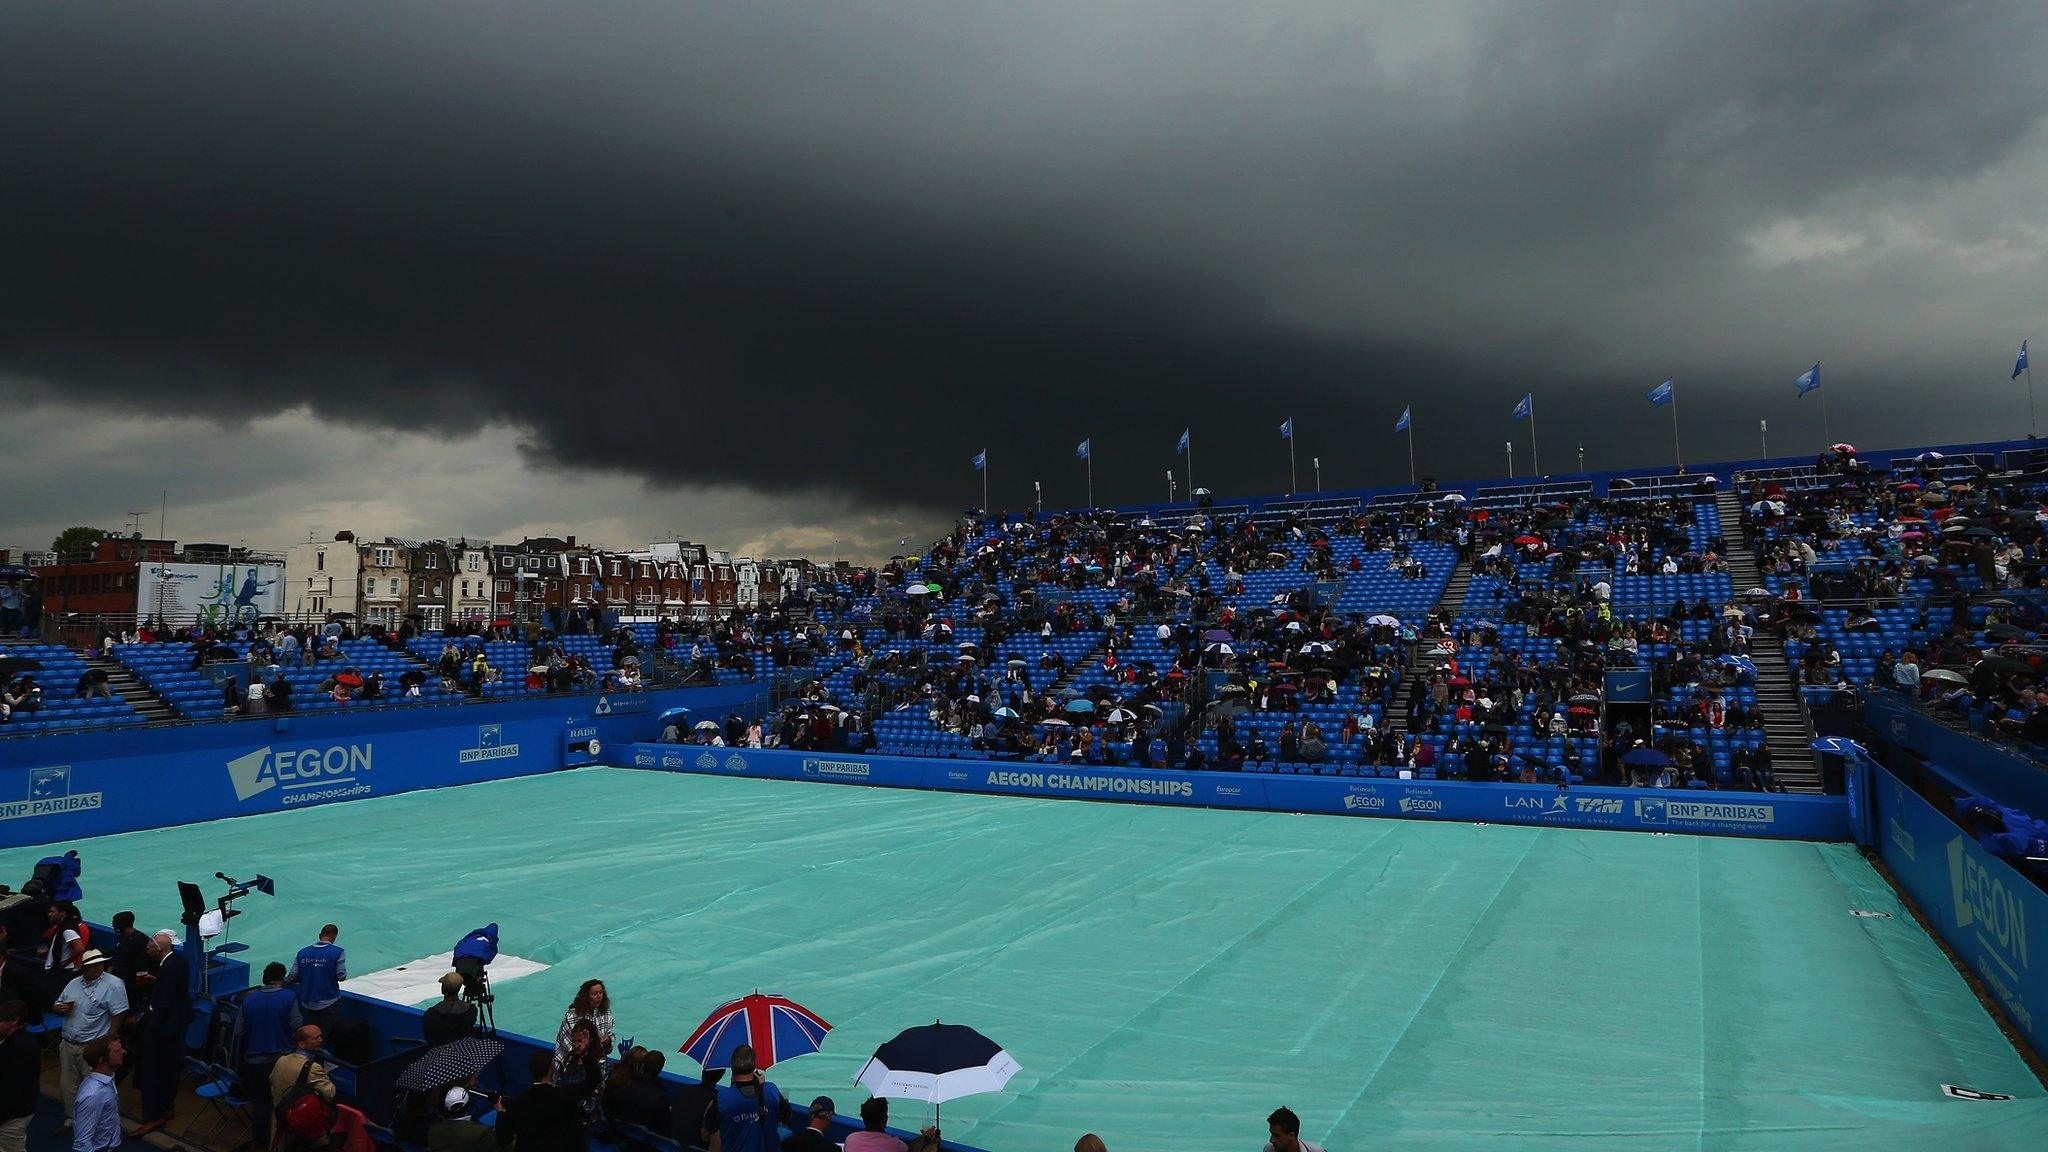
[452,923,500,1034]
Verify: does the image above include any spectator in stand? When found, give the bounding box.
[554,980,615,1067]
[0,581,18,638]
[713,1046,792,1152]
[1262,1107,1323,1152]
[553,1020,605,1123]
[421,973,476,1047]
[235,962,303,1150]
[53,950,127,1129]
[270,1024,335,1111]
[288,923,347,1026]
[0,1003,39,1152]
[605,1048,672,1133]
[782,1097,838,1152]
[667,1066,723,1150]
[0,932,39,1014]
[134,930,192,1134]
[1075,1137,1108,1152]
[496,1049,582,1152]
[843,1096,940,1152]
[72,669,113,702]
[71,1036,122,1152]
[427,1087,497,1152]
[105,912,148,992]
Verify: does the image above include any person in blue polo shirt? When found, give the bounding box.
[712,1045,790,1152]
[286,924,346,1025]
[235,963,302,1151]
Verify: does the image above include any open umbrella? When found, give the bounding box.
[991,706,1020,720]
[1104,707,1138,724]
[695,719,723,731]
[1920,668,1968,685]
[1205,642,1234,656]
[681,992,831,1071]
[1201,629,1233,642]
[1621,746,1672,769]
[857,1022,1021,1123]
[395,1036,505,1092]
[1831,443,1857,455]
[1366,614,1400,628]
[1064,698,1097,714]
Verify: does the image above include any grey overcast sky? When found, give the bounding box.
[4,3,2045,561]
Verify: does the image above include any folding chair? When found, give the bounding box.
[183,996,254,1148]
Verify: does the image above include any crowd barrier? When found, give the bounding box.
[608,744,1852,840]
[1873,767,2047,1058]
[0,685,762,849]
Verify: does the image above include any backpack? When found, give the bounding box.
[276,1056,336,1144]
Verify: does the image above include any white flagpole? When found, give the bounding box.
[1087,452,1094,508]
[982,453,989,514]
[1760,419,1768,459]
[1406,420,1417,486]
[1288,426,1297,494]
[2028,360,2037,440]
[1528,397,1541,476]
[1187,433,1195,497]
[1313,457,1321,492]
[1820,388,1831,446]
[1670,384,1683,470]
[1506,440,1514,479]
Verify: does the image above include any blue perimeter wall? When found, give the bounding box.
[607,743,1851,840]
[1852,697,2048,1060]
[1874,766,2048,1059]
[0,686,762,849]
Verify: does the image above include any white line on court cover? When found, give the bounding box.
[348,953,550,1006]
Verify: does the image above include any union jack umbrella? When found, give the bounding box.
[679,992,831,1070]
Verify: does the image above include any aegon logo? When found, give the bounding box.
[1398,796,1443,814]
[226,744,373,802]
[1950,837,2030,974]
[1342,794,1385,811]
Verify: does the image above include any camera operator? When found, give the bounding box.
[421,973,476,1047]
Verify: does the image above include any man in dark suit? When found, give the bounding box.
[605,1049,671,1133]
[666,1066,722,1150]
[133,930,193,1134]
[494,1049,584,1152]
[0,1001,40,1152]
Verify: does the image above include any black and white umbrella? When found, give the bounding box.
[856,1022,1020,1121]
[395,1036,504,1092]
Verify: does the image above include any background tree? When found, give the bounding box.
[49,526,111,559]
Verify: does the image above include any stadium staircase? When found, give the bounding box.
[86,652,178,723]
[1714,489,1822,792]
[1434,555,1477,618]
[1383,555,1471,743]
[1046,636,1112,698]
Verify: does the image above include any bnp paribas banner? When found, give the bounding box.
[136,563,284,627]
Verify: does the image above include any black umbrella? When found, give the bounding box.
[394,1037,504,1092]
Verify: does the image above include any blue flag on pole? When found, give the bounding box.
[1075,439,1091,460]
[1794,363,1821,397]
[1279,418,1293,439]
[1647,378,1674,405]
[1511,393,1532,420]
[1176,429,1189,454]
[2016,340,2030,381]
[1393,406,1411,433]
[971,451,986,471]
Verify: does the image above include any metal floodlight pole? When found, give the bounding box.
[1313,456,1321,493]
[1506,440,1514,479]
[1760,418,1768,459]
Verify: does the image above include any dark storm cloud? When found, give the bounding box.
[4,3,2046,518]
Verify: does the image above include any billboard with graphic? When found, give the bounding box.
[136,562,284,627]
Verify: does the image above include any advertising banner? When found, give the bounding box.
[1874,769,2047,1055]
[137,562,285,628]
[610,745,1851,841]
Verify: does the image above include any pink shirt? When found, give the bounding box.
[844,1132,908,1152]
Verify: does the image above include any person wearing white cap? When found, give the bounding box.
[52,950,127,1127]
[426,1085,497,1152]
